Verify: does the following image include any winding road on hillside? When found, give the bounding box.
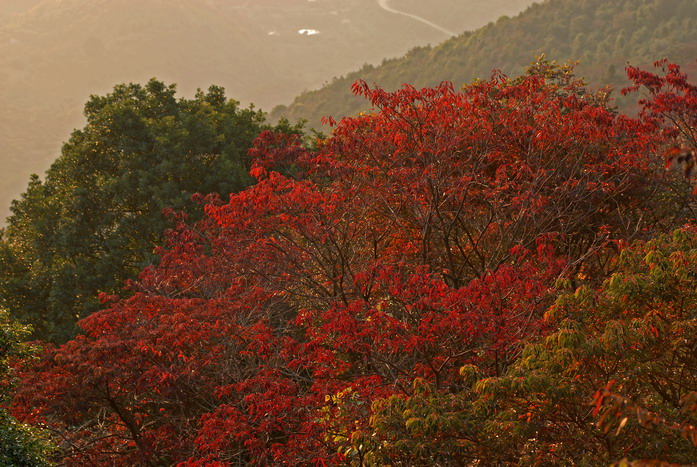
[377,0,456,37]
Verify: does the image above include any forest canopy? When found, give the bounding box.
[8,59,697,465]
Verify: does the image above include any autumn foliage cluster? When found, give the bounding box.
[10,60,697,465]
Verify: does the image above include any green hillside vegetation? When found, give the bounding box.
[271,0,697,129]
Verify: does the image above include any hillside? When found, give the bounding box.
[271,0,697,129]
[0,0,535,220]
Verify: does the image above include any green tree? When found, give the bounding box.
[0,79,296,342]
[474,227,697,464]
[345,227,697,466]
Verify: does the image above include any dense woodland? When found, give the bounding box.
[0,57,696,465]
[1,0,697,465]
[272,0,697,128]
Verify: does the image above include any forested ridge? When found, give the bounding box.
[0,0,697,465]
[272,0,697,129]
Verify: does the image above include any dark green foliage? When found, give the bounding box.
[0,79,290,342]
[0,408,53,467]
[272,0,697,128]
[0,309,53,466]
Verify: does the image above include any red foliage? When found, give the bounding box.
[624,59,697,156]
[12,62,683,465]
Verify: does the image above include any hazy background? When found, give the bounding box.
[0,0,535,221]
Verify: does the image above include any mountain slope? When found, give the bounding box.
[0,0,536,220]
[271,0,697,129]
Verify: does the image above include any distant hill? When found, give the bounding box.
[271,0,697,130]
[0,0,535,220]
